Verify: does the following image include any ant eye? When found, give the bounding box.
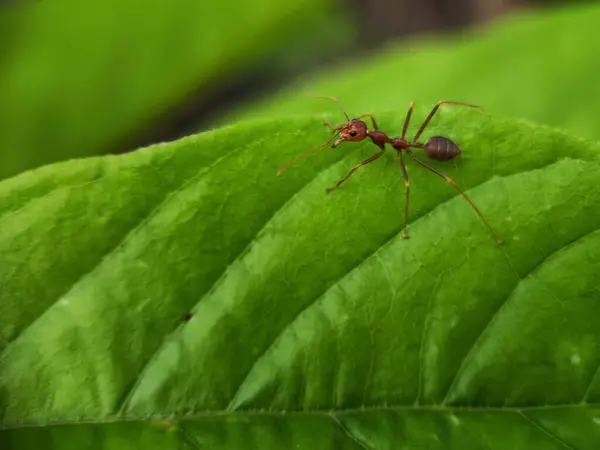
[349,130,357,137]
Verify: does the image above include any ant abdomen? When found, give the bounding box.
[424,136,461,161]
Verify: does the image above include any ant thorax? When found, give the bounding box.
[367,130,388,148]
[391,137,410,150]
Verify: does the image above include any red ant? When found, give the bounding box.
[277,96,503,244]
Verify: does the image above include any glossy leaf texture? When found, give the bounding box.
[233,2,600,142]
[2,108,600,449]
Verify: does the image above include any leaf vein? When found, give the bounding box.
[416,270,444,405]
[443,226,600,404]
[121,138,362,413]
[519,411,577,450]
[330,412,374,450]
[0,139,254,360]
[229,166,523,408]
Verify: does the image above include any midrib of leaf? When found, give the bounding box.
[0,402,600,430]
[3,403,600,429]
[3,113,600,442]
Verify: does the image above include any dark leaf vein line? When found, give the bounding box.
[582,242,600,402]
[330,412,374,450]
[179,426,206,450]
[119,138,361,413]
[583,365,600,402]
[416,270,444,405]
[229,158,577,408]
[519,411,577,450]
[443,226,600,404]
[0,138,261,359]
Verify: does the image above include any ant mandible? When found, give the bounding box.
[277,96,503,245]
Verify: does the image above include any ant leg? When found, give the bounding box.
[401,102,415,139]
[413,100,482,142]
[405,149,503,244]
[355,113,379,130]
[277,130,341,176]
[326,150,385,193]
[398,151,411,239]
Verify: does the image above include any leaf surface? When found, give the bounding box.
[2,109,600,448]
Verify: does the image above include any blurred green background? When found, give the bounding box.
[1,0,598,181]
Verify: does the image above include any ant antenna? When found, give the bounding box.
[277,130,342,177]
[304,93,350,121]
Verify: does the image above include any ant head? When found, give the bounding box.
[333,119,368,147]
[305,94,369,148]
[276,95,372,177]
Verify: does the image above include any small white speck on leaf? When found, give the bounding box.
[60,299,69,306]
[571,354,581,365]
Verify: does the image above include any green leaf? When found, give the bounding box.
[231,3,600,142]
[0,0,348,180]
[2,108,600,448]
